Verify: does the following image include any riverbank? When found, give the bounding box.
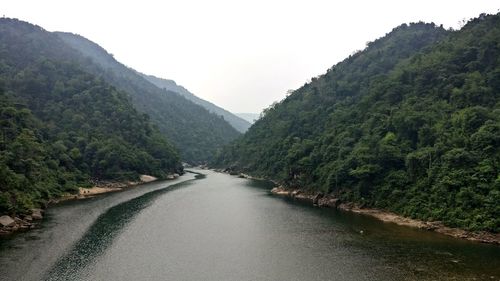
[212,168,279,184]
[0,173,179,235]
[270,186,500,245]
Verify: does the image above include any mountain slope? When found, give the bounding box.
[236,113,260,124]
[0,18,181,213]
[216,14,500,232]
[56,32,240,162]
[141,74,251,132]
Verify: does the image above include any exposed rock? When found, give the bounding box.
[312,193,324,205]
[31,209,43,220]
[294,193,314,203]
[271,187,291,196]
[0,215,15,227]
[24,215,33,222]
[140,174,157,183]
[318,197,341,208]
[338,202,356,211]
[31,208,44,214]
[291,190,302,198]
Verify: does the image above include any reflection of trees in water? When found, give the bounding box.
[44,174,203,281]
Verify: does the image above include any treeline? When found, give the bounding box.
[56,32,241,162]
[0,18,181,214]
[215,14,500,232]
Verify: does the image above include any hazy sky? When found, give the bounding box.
[2,1,499,113]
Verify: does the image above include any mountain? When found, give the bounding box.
[0,18,181,213]
[141,74,252,132]
[235,113,260,124]
[55,32,240,162]
[215,14,500,232]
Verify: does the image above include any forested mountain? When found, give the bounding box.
[141,74,252,133]
[0,18,181,213]
[56,32,241,161]
[215,14,500,232]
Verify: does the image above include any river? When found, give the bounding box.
[0,169,498,281]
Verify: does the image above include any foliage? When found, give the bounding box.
[0,18,182,214]
[215,14,500,232]
[56,32,241,163]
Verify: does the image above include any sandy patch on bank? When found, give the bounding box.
[140,174,157,183]
[78,186,122,196]
[78,174,157,196]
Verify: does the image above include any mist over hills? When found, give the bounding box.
[141,74,252,132]
[56,31,241,162]
[236,113,260,124]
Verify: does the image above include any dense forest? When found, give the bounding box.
[215,14,500,232]
[56,32,241,162]
[0,18,182,214]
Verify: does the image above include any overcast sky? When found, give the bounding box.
[2,1,499,113]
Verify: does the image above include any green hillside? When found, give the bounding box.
[141,74,251,133]
[56,32,241,162]
[0,18,181,214]
[215,14,500,232]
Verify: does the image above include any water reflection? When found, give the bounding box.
[44,173,204,281]
[0,171,498,281]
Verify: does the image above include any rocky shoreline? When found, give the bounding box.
[270,186,500,245]
[0,209,44,235]
[0,173,179,235]
[50,174,163,204]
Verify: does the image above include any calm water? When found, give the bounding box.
[0,169,499,281]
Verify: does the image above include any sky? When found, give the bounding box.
[2,1,499,114]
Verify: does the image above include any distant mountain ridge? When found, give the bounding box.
[55,31,240,162]
[141,74,251,132]
[236,113,260,124]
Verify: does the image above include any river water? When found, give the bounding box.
[0,170,498,281]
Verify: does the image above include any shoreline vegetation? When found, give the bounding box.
[213,14,500,238]
[0,173,179,235]
[219,170,500,245]
[271,186,500,245]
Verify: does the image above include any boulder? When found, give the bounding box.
[312,193,324,205]
[0,215,16,227]
[31,208,44,214]
[318,197,341,208]
[291,190,302,198]
[140,174,158,183]
[31,209,43,220]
